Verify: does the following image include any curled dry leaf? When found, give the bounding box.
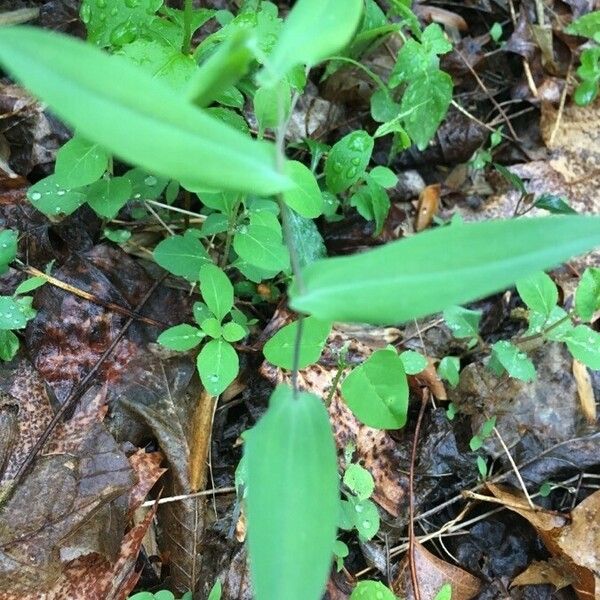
[393,541,481,600]
[511,558,574,591]
[572,359,597,424]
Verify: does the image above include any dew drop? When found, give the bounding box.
[99,11,107,21]
[110,7,118,15]
[237,225,248,234]
[209,374,219,383]
[55,207,62,214]
[350,157,361,166]
[80,3,91,23]
[1,243,6,248]
[361,519,371,529]
[124,0,139,7]
[96,0,106,7]
[57,189,66,196]
[346,167,357,179]
[144,175,157,187]
[30,192,42,201]
[332,162,343,174]
[110,20,137,46]
[354,503,363,513]
[134,193,141,199]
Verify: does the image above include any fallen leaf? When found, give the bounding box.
[512,558,574,590]
[393,541,481,600]
[415,184,441,232]
[572,359,596,424]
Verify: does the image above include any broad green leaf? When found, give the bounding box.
[80,0,162,47]
[263,317,331,370]
[254,79,291,132]
[526,305,573,341]
[565,10,600,42]
[290,217,600,325]
[443,305,481,341]
[350,581,396,600]
[118,39,197,91]
[325,131,373,194]
[261,0,363,84]
[350,179,390,235]
[233,219,289,272]
[222,321,247,342]
[86,176,132,219]
[284,207,327,268]
[200,263,233,322]
[564,325,600,369]
[0,229,18,271]
[575,267,600,321]
[399,350,427,374]
[27,175,86,217]
[516,271,557,318]
[490,341,536,382]
[343,464,374,501]
[154,232,210,281]
[0,329,19,361]
[197,338,239,396]
[437,356,460,387]
[341,349,408,429]
[401,69,452,150]
[157,324,204,351]
[534,193,576,215]
[0,27,290,195]
[369,166,398,189]
[283,161,323,218]
[54,135,108,188]
[245,385,339,600]
[14,276,46,295]
[0,297,29,330]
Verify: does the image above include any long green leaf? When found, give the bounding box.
[290,216,600,324]
[246,385,339,600]
[261,0,363,84]
[0,26,289,195]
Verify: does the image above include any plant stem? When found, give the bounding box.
[220,195,243,268]
[182,0,194,55]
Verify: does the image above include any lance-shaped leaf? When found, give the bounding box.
[290,216,600,325]
[0,26,289,195]
[261,0,363,84]
[245,385,339,600]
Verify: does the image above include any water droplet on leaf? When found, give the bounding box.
[80,3,91,23]
[144,175,157,186]
[30,192,42,201]
[110,20,137,46]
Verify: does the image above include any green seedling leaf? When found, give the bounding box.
[154,232,210,281]
[261,0,363,84]
[27,175,86,217]
[197,338,239,396]
[490,22,503,42]
[283,161,323,218]
[0,27,290,195]
[14,276,46,295]
[370,88,402,123]
[341,349,408,429]
[54,135,108,188]
[399,350,427,374]
[325,130,373,194]
[284,207,327,269]
[348,497,380,540]
[201,317,223,338]
[200,263,234,322]
[207,580,222,600]
[350,179,390,236]
[158,324,204,351]
[476,456,488,478]
[254,79,291,132]
[0,229,18,272]
[534,193,576,215]
[516,271,557,319]
[490,341,536,382]
[575,267,600,321]
[233,218,289,272]
[245,385,339,600]
[469,435,483,451]
[222,321,247,342]
[0,297,29,330]
[290,216,600,325]
[565,10,600,42]
[443,305,481,341]
[350,581,396,600]
[0,329,19,361]
[527,305,573,341]
[186,29,253,107]
[86,176,132,219]
[343,464,374,501]
[263,317,331,370]
[153,592,174,600]
[80,0,162,47]
[564,325,600,369]
[438,356,460,387]
[369,166,398,189]
[193,301,212,326]
[104,228,131,243]
[125,168,168,200]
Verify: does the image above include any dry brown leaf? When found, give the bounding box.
[512,558,574,590]
[572,359,597,424]
[189,389,216,492]
[393,541,481,600]
[486,484,600,599]
[415,184,441,232]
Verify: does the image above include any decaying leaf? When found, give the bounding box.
[394,541,481,600]
[572,359,597,424]
[511,558,574,590]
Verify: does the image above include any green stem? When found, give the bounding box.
[328,55,389,94]
[182,0,193,55]
[220,195,244,268]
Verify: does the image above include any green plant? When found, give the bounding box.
[566,10,600,105]
[1,1,600,599]
[129,590,192,600]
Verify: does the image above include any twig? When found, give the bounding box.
[408,390,429,600]
[140,486,236,507]
[549,61,572,147]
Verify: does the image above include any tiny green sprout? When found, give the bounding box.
[350,580,397,599]
[538,481,553,497]
[490,22,503,43]
[434,582,452,600]
[476,456,488,479]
